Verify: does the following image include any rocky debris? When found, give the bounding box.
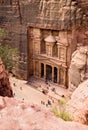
[66,80,88,125]
[69,45,88,95]
[0,96,88,130]
[0,58,13,97]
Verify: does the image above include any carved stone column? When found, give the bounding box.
[64,68,67,87]
[57,45,60,59]
[63,47,67,63]
[60,68,67,87]
[57,68,59,84]
[44,63,46,80]
[39,61,41,78]
[33,60,35,76]
[52,66,54,82]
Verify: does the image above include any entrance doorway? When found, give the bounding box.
[46,65,52,81]
[41,63,44,78]
[54,67,57,83]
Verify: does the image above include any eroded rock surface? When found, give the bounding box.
[0,58,13,97]
[0,96,88,130]
[66,80,88,125]
[69,46,88,94]
[0,0,88,79]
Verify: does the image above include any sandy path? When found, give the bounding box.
[9,76,50,109]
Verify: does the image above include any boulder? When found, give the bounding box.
[0,96,88,130]
[66,80,88,125]
[69,46,88,95]
[0,58,13,97]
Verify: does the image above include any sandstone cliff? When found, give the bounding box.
[66,80,88,125]
[0,96,88,130]
[0,58,13,97]
[0,0,88,79]
[27,0,88,30]
[69,46,88,94]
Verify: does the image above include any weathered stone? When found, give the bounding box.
[0,58,13,97]
[66,80,88,125]
[69,46,88,94]
[0,0,88,80]
[0,96,88,130]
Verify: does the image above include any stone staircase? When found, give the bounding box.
[28,76,69,100]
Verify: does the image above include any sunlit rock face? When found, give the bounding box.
[0,58,13,97]
[0,96,88,130]
[78,0,88,9]
[69,46,88,94]
[27,0,88,87]
[0,0,88,79]
[66,80,88,125]
[28,0,88,30]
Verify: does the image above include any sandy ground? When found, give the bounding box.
[9,76,51,109]
[9,76,68,109]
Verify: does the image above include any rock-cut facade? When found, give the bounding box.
[0,0,87,87]
[27,0,88,88]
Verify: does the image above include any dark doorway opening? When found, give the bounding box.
[41,63,44,78]
[46,65,52,81]
[54,67,57,83]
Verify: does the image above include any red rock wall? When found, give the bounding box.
[0,96,88,130]
[0,58,13,97]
